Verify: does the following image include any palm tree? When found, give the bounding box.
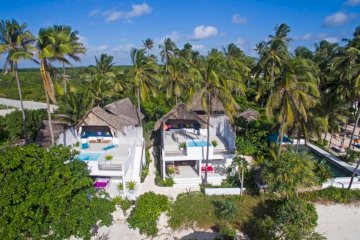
[266,57,320,157]
[254,24,291,103]
[53,25,85,93]
[162,57,195,104]
[159,38,177,72]
[0,19,35,143]
[129,48,159,123]
[35,25,83,145]
[95,54,114,75]
[57,85,91,124]
[142,38,154,56]
[189,50,238,184]
[87,74,113,107]
[331,46,360,150]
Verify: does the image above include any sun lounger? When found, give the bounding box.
[81,143,89,149]
[332,145,346,153]
[201,163,214,173]
[102,144,117,151]
[94,178,110,189]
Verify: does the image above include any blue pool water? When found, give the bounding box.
[187,140,211,147]
[77,152,102,161]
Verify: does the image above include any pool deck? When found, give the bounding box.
[307,143,360,176]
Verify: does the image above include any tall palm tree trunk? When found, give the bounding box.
[204,94,211,185]
[348,108,360,151]
[329,134,333,147]
[277,116,285,157]
[348,159,360,190]
[137,87,142,126]
[62,62,67,93]
[14,67,28,143]
[45,91,54,145]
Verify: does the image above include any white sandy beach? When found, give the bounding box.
[316,204,360,240]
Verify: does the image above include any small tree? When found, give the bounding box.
[0,145,115,239]
[231,155,248,195]
[262,151,318,198]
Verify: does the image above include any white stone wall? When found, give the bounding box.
[209,116,236,151]
[57,128,78,146]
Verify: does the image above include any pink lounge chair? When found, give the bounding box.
[201,164,214,173]
[94,178,110,189]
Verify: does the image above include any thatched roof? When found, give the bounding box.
[104,98,144,125]
[188,93,240,113]
[76,98,142,131]
[35,120,70,148]
[239,108,260,121]
[154,103,208,130]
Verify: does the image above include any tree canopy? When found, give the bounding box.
[0,145,115,239]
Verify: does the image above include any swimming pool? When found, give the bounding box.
[187,140,211,147]
[299,146,353,178]
[77,152,102,161]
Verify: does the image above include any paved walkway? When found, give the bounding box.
[0,98,58,114]
[137,147,199,200]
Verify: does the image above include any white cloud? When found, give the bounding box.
[78,35,88,47]
[344,0,360,6]
[88,8,101,16]
[127,3,152,18]
[293,32,340,43]
[324,37,339,43]
[103,3,152,22]
[157,31,181,44]
[192,44,205,50]
[324,12,349,26]
[111,43,136,53]
[232,14,247,24]
[235,37,246,47]
[94,45,108,52]
[190,25,218,40]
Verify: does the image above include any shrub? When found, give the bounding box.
[213,200,237,222]
[300,187,360,204]
[112,197,133,215]
[262,151,318,198]
[141,149,152,182]
[127,181,136,190]
[211,140,218,147]
[178,142,186,150]
[105,154,113,161]
[218,224,237,240]
[127,192,169,236]
[246,198,323,240]
[117,182,124,192]
[155,172,174,187]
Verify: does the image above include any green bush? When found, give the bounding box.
[300,187,360,204]
[113,197,133,214]
[127,192,169,236]
[218,224,237,240]
[141,149,152,182]
[246,198,322,240]
[3,109,47,142]
[155,172,174,187]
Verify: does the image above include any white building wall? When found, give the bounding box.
[209,116,236,151]
[57,128,78,146]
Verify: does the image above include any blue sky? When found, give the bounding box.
[1,0,359,67]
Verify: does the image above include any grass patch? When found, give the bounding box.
[300,187,360,204]
[168,192,271,231]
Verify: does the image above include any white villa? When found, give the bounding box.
[154,95,237,187]
[36,98,145,194]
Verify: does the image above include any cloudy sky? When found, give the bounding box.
[1,0,359,67]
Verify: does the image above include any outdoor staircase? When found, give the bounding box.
[173,177,202,188]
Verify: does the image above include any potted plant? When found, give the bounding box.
[211,140,218,147]
[168,165,175,178]
[178,142,186,151]
[127,181,136,194]
[105,154,113,164]
[117,182,124,194]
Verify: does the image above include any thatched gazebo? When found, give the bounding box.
[239,108,260,121]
